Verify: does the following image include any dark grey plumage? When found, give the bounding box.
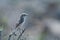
[8,13,28,40]
[16,13,28,28]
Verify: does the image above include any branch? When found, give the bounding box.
[17,28,26,40]
[8,31,17,40]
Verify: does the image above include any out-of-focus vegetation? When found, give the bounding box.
[0,0,60,40]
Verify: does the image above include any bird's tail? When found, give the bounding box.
[15,23,20,29]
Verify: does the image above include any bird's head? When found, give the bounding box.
[21,13,28,18]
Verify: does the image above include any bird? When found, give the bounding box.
[15,13,28,29]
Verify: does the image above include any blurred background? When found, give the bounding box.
[0,0,60,40]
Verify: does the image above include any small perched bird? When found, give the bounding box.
[16,13,28,28]
[8,13,28,40]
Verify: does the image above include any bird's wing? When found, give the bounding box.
[16,18,24,28]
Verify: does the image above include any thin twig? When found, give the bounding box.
[8,31,17,40]
[17,27,27,40]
